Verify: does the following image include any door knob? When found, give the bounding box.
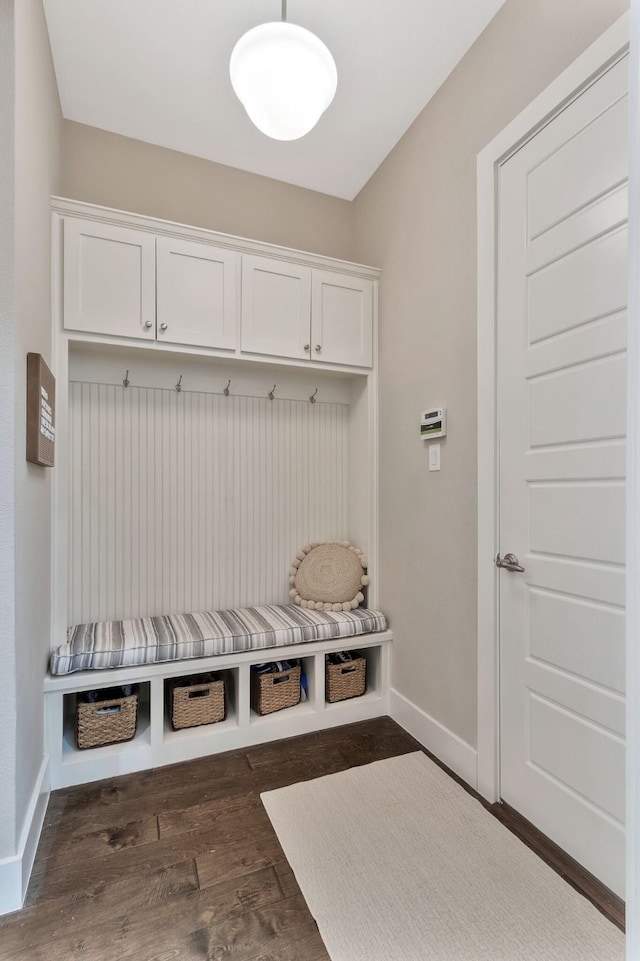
[160,323,168,331]
[144,321,153,329]
[304,344,310,351]
[315,344,322,353]
[496,552,525,573]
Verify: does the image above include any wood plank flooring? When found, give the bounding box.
[0,717,622,960]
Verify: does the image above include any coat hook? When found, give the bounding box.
[224,379,231,397]
[123,370,130,389]
[309,388,318,404]
[175,374,183,393]
[268,384,276,401]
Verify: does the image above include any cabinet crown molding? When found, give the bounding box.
[51,196,381,281]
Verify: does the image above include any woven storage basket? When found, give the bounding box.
[168,675,225,730]
[325,655,367,703]
[76,689,138,749]
[251,663,301,716]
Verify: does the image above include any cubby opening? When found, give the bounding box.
[163,668,239,741]
[325,645,383,710]
[62,681,151,762]
[249,655,316,726]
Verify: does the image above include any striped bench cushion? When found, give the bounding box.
[51,605,388,675]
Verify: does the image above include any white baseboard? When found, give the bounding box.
[0,757,50,915]
[389,688,478,790]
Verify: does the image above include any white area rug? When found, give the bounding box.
[261,752,624,961]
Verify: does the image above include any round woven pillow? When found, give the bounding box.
[289,541,370,612]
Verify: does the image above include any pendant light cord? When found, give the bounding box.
[282,0,287,22]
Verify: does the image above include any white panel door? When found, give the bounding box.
[311,270,373,367]
[63,218,156,339]
[497,57,628,897]
[156,237,238,350]
[241,255,311,361]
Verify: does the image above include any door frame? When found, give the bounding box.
[625,0,640,950]
[476,5,630,897]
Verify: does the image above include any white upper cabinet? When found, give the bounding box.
[156,237,238,351]
[63,219,156,339]
[241,258,374,368]
[59,207,376,369]
[241,256,311,361]
[311,270,373,368]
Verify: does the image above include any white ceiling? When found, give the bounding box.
[43,0,506,200]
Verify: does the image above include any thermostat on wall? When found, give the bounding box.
[420,407,446,440]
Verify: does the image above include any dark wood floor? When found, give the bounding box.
[0,717,623,960]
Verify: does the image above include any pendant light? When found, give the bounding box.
[230,0,338,141]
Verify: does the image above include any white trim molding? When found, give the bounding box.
[0,758,50,915]
[389,688,478,790]
[626,0,640,953]
[476,13,630,806]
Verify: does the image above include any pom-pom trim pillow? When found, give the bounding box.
[289,541,370,612]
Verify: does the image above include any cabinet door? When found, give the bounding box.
[156,237,238,350]
[311,270,373,368]
[63,218,156,339]
[241,256,311,361]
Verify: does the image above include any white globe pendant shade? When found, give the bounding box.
[230,21,337,141]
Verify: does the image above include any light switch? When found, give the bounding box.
[429,444,441,471]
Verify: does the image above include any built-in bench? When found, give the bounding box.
[44,604,392,789]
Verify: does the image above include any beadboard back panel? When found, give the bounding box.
[68,382,349,625]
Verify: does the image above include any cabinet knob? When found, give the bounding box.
[315,344,322,353]
[304,344,310,351]
[160,323,168,332]
[144,321,153,329]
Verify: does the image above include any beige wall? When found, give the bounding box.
[354,0,628,748]
[0,0,61,866]
[0,0,17,860]
[13,0,62,842]
[61,122,356,261]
